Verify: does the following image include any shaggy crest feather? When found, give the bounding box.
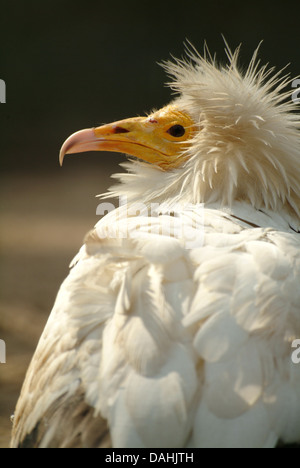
[106,43,300,216]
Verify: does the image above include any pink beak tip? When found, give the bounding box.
[59,128,97,167]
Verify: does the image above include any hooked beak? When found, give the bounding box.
[59,105,196,170]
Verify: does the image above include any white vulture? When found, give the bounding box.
[11,43,300,449]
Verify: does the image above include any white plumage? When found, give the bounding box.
[11,43,300,448]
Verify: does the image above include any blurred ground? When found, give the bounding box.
[0,165,115,448]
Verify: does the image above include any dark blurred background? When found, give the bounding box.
[0,0,299,447]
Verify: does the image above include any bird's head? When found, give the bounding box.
[60,43,300,215]
[60,105,197,171]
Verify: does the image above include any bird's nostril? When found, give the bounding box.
[113,126,130,134]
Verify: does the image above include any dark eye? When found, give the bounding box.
[167,125,185,138]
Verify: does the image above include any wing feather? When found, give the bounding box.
[11,202,300,448]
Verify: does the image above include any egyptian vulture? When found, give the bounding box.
[11,44,300,449]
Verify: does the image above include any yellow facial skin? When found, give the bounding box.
[59,105,196,170]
